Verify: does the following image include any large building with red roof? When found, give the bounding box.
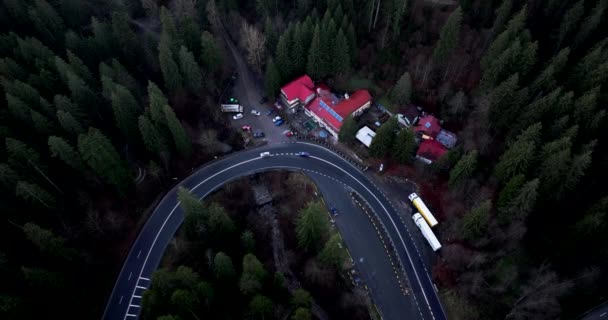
[280,75,316,110]
[304,89,372,137]
[416,140,448,164]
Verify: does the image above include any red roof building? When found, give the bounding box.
[280,75,316,110]
[304,89,372,137]
[415,115,441,138]
[416,140,447,164]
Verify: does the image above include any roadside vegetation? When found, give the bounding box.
[143,172,368,319]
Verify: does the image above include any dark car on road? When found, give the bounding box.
[329,206,339,216]
[253,131,265,138]
[295,152,310,157]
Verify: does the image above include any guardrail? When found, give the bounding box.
[295,136,370,172]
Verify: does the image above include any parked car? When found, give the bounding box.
[283,130,294,137]
[260,152,270,158]
[274,119,284,126]
[272,116,282,123]
[233,113,243,120]
[242,125,252,131]
[250,110,261,116]
[295,152,309,157]
[329,206,339,216]
[253,131,265,138]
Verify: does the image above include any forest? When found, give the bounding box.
[0,0,607,319]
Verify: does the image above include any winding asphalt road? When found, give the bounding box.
[102,141,446,320]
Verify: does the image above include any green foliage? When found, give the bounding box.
[433,7,462,63]
[448,150,478,188]
[200,31,222,73]
[319,233,347,268]
[390,72,412,105]
[333,28,350,74]
[213,252,235,279]
[207,202,235,237]
[0,163,19,190]
[111,11,139,64]
[296,201,330,252]
[78,127,131,194]
[530,48,570,95]
[498,179,539,224]
[555,0,584,50]
[292,308,312,320]
[6,138,44,173]
[574,0,605,47]
[159,36,183,93]
[306,24,324,79]
[163,105,192,157]
[461,200,492,241]
[30,109,54,135]
[178,46,203,91]
[264,59,281,100]
[56,110,84,136]
[248,295,273,318]
[171,289,198,315]
[110,84,141,143]
[264,17,278,53]
[338,115,358,144]
[291,288,313,308]
[493,0,513,35]
[138,115,168,156]
[494,123,542,182]
[497,174,525,210]
[48,136,83,171]
[16,181,55,208]
[241,230,255,253]
[393,128,416,164]
[369,118,398,158]
[23,223,69,258]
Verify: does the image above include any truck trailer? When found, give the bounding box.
[408,193,438,227]
[412,213,442,251]
[221,104,243,113]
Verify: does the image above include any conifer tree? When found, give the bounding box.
[163,105,191,157]
[159,36,183,93]
[449,150,478,188]
[296,201,330,252]
[264,59,281,100]
[200,31,221,73]
[333,28,350,75]
[138,115,167,156]
[433,7,462,64]
[393,128,416,164]
[16,181,55,208]
[111,84,140,143]
[306,24,323,79]
[48,136,83,171]
[369,118,398,158]
[390,72,412,105]
[462,200,492,241]
[338,115,358,144]
[178,46,203,91]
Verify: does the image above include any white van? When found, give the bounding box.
[260,152,270,158]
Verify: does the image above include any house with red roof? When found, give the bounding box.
[304,89,372,137]
[414,115,442,138]
[280,75,316,110]
[416,140,448,164]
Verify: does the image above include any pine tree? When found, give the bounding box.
[264,59,281,100]
[574,0,605,48]
[561,148,593,195]
[213,252,235,279]
[291,24,307,76]
[306,24,323,79]
[163,105,192,157]
[276,32,293,80]
[498,179,539,223]
[296,201,330,251]
[0,57,27,81]
[78,127,131,194]
[0,163,19,190]
[179,17,201,59]
[369,118,398,158]
[572,45,608,92]
[497,174,526,210]
[48,136,83,171]
[23,222,69,258]
[554,0,584,51]
[488,74,521,132]
[292,308,312,320]
[492,0,513,35]
[56,110,84,136]
[54,94,85,122]
[448,150,478,188]
[66,71,98,113]
[538,137,572,196]
[16,181,55,208]
[5,94,30,123]
[30,109,53,135]
[241,230,255,253]
[249,295,273,318]
[111,11,139,64]
[66,50,93,85]
[207,203,234,237]
[6,138,44,174]
[159,36,183,93]
[200,31,221,73]
[338,115,358,144]
[291,288,313,308]
[494,123,541,182]
[264,17,278,53]
[111,84,140,143]
[530,48,570,95]
[178,46,203,91]
[390,72,412,105]
[147,81,169,125]
[170,289,199,316]
[461,200,492,241]
[319,233,347,268]
[432,7,462,63]
[138,115,167,156]
[393,128,416,164]
[347,22,357,61]
[28,0,65,43]
[333,28,350,75]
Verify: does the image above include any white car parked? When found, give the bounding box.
[272,116,282,123]
[260,152,270,158]
[233,113,243,120]
[251,110,261,116]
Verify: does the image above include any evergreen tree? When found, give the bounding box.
[461,200,492,241]
[554,0,584,50]
[66,71,98,114]
[276,32,293,80]
[207,203,234,237]
[30,109,54,135]
[497,174,525,210]
[338,115,358,144]
[138,115,167,156]
[78,127,131,194]
[306,24,323,79]
[448,150,478,188]
[393,128,416,164]
[170,289,198,316]
[574,0,605,48]
[0,57,27,81]
[6,138,44,174]
[200,31,222,73]
[159,36,183,93]
[54,94,85,122]
[16,181,55,208]
[296,201,330,251]
[179,17,201,59]
[498,179,539,223]
[249,295,273,318]
[432,7,462,63]
[23,222,69,258]
[111,84,140,143]
[333,28,350,75]
[48,136,83,171]
[241,230,255,253]
[291,288,313,308]
[0,163,19,190]
[163,105,192,157]
[494,123,541,182]
[390,72,412,105]
[369,118,398,158]
[66,50,93,85]
[264,17,278,53]
[492,0,513,35]
[291,24,307,76]
[160,7,180,50]
[319,233,347,268]
[487,74,521,132]
[213,252,235,279]
[292,308,312,320]
[561,148,593,195]
[147,81,169,125]
[177,187,207,238]
[56,110,84,136]
[28,0,65,43]
[538,137,572,196]
[5,94,31,123]
[530,48,570,95]
[347,22,357,61]
[264,59,281,100]
[178,46,203,91]
[111,11,139,64]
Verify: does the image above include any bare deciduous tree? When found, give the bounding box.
[240,21,266,72]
